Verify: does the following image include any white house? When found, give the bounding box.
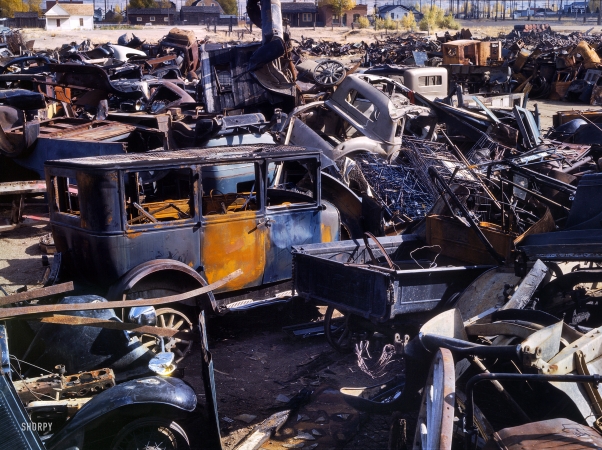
[45,3,94,31]
[378,4,424,21]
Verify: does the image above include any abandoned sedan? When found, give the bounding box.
[45,145,341,311]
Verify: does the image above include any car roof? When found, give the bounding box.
[44,145,322,171]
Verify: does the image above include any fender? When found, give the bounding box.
[106,259,217,311]
[46,376,196,450]
[330,136,391,161]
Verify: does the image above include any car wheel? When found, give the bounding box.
[140,308,194,363]
[110,417,191,450]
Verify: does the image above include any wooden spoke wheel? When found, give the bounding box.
[324,305,372,353]
[313,60,346,86]
[412,348,455,450]
[140,308,193,363]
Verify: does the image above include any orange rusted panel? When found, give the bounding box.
[202,211,266,293]
[426,215,514,265]
[321,222,334,243]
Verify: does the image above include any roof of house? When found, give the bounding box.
[59,4,94,15]
[378,4,416,13]
[281,2,317,13]
[15,12,40,18]
[127,8,177,15]
[180,5,225,14]
[45,3,94,16]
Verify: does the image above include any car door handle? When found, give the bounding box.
[260,218,275,227]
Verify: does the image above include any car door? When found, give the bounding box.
[263,157,338,285]
[200,161,267,294]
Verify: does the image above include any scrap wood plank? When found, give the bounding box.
[233,410,291,450]
[0,269,242,320]
[0,180,47,195]
[37,314,196,340]
[0,282,74,307]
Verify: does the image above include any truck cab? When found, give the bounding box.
[45,145,340,310]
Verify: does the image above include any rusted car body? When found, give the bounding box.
[284,74,435,160]
[45,145,340,310]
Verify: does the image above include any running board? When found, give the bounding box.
[225,291,292,311]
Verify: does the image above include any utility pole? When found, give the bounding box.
[374,0,377,29]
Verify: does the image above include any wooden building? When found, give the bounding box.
[281,2,317,27]
[13,12,43,28]
[127,8,177,25]
[180,5,225,25]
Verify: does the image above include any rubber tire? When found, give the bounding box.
[110,417,191,450]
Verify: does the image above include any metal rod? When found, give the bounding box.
[486,176,571,212]
[469,357,531,423]
[440,130,502,211]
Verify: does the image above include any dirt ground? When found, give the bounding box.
[19,18,602,50]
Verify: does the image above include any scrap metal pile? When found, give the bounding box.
[504,27,602,104]
[4,1,602,448]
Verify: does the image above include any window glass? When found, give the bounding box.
[124,168,195,226]
[418,75,442,86]
[150,16,155,21]
[137,16,142,21]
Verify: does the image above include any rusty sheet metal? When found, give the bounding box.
[35,119,137,141]
[0,269,241,319]
[569,41,601,69]
[553,110,602,127]
[202,213,266,293]
[160,28,199,74]
[146,54,177,69]
[426,215,514,265]
[0,282,74,307]
[413,348,455,450]
[491,418,602,449]
[14,367,115,404]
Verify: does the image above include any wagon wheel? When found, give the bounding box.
[324,306,372,353]
[313,60,346,86]
[140,308,193,363]
[412,348,455,450]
